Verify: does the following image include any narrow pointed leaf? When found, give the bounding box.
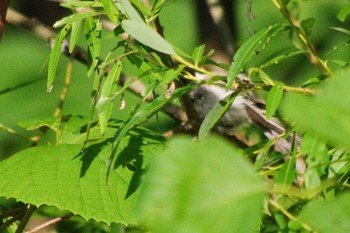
[121,20,175,55]
[60,1,103,9]
[53,12,99,28]
[115,0,144,23]
[130,0,153,17]
[98,61,123,134]
[337,5,350,22]
[85,17,102,76]
[47,26,70,92]
[192,44,205,66]
[198,90,241,139]
[101,0,119,23]
[266,83,284,119]
[69,20,82,53]
[226,24,288,89]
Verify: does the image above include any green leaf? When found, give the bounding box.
[192,44,205,66]
[121,20,175,55]
[299,193,350,233]
[226,24,288,89]
[85,17,102,76]
[60,1,103,9]
[259,50,305,69]
[266,83,284,119]
[115,0,144,23]
[47,25,70,92]
[274,158,296,186]
[97,61,123,134]
[108,85,194,175]
[135,136,266,233]
[53,12,99,28]
[198,90,241,139]
[130,0,153,17]
[330,27,350,36]
[300,18,316,38]
[301,134,328,188]
[0,133,162,225]
[69,20,82,53]
[281,69,350,147]
[337,5,350,22]
[101,0,119,23]
[18,117,60,132]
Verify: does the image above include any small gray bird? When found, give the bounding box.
[188,84,298,153]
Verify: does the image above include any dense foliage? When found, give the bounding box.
[1,0,350,232]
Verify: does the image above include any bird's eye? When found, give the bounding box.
[195,92,203,100]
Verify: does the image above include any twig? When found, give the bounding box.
[15,204,36,233]
[0,213,24,231]
[269,199,316,232]
[272,0,331,76]
[24,213,74,233]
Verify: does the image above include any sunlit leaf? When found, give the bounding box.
[98,60,123,134]
[85,17,102,76]
[136,136,266,233]
[18,117,60,132]
[121,20,175,55]
[54,12,99,28]
[101,0,119,23]
[192,44,205,66]
[266,82,284,119]
[69,20,82,53]
[275,158,296,186]
[0,138,160,224]
[47,25,70,92]
[115,0,144,23]
[60,1,102,9]
[226,24,288,89]
[130,0,153,17]
[337,5,350,22]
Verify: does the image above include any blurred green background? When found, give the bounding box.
[1,0,349,159]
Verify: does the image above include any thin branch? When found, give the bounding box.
[272,0,332,76]
[24,213,74,233]
[268,199,316,232]
[15,204,36,233]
